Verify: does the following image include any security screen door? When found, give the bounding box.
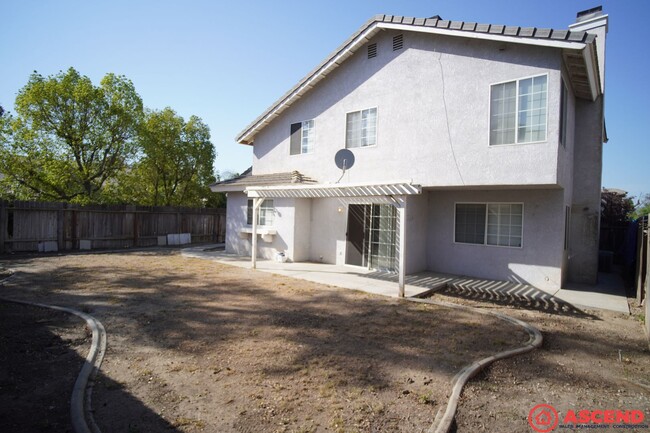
[345,204,397,272]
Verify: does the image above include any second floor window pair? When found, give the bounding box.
[290,73,550,154]
[290,107,377,155]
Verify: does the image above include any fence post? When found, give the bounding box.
[134,211,139,247]
[213,211,218,242]
[57,205,65,252]
[0,200,6,254]
[637,221,645,304]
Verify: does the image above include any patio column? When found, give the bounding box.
[397,197,406,298]
[251,197,264,269]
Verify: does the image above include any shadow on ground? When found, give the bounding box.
[0,301,179,433]
[364,270,599,319]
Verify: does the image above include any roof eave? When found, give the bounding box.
[377,22,588,49]
[583,42,601,101]
[236,20,381,145]
[210,184,247,193]
[236,16,592,145]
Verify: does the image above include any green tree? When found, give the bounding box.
[108,108,216,207]
[0,68,143,203]
[600,190,635,226]
[632,193,650,220]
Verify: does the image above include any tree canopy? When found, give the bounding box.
[600,190,635,226]
[105,108,217,207]
[0,68,143,203]
[0,68,219,207]
[632,193,650,220]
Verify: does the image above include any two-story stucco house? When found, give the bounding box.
[212,7,608,294]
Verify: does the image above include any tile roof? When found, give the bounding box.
[378,14,594,43]
[210,167,317,192]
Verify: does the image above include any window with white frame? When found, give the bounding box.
[490,74,547,145]
[486,203,523,247]
[247,199,275,226]
[346,108,377,148]
[454,204,486,245]
[290,120,314,155]
[455,203,523,248]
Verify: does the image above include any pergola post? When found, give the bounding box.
[251,197,264,269]
[396,197,407,298]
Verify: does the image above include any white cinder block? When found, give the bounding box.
[38,241,58,253]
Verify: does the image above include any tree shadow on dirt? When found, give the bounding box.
[4,250,645,431]
[0,252,527,390]
[0,300,179,433]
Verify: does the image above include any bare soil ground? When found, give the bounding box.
[0,301,89,433]
[433,286,650,432]
[0,250,528,433]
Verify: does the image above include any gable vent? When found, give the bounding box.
[393,34,404,51]
[367,43,377,59]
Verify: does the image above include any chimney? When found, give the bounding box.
[576,6,604,23]
[569,5,608,93]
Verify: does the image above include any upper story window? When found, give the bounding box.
[346,107,377,148]
[490,74,547,145]
[247,199,275,226]
[290,120,314,155]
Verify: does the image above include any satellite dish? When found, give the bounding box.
[334,149,355,183]
[334,149,355,170]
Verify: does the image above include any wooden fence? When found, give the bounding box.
[634,215,649,342]
[0,200,226,253]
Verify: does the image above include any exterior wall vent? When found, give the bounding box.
[393,34,404,51]
[367,43,377,59]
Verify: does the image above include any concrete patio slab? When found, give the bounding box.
[558,272,630,314]
[182,245,630,314]
[182,245,438,298]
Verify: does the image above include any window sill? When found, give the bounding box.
[239,227,277,243]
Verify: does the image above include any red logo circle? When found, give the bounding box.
[528,404,559,433]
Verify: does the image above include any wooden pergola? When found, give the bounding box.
[244,182,422,297]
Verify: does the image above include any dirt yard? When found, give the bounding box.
[0,301,89,432]
[0,250,530,433]
[433,286,650,432]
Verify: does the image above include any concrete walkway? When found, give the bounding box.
[182,245,629,315]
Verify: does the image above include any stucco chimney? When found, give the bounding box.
[569,6,608,93]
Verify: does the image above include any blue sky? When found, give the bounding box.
[1,0,648,199]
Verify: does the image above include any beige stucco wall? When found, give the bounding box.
[251,30,565,189]
[426,188,566,291]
